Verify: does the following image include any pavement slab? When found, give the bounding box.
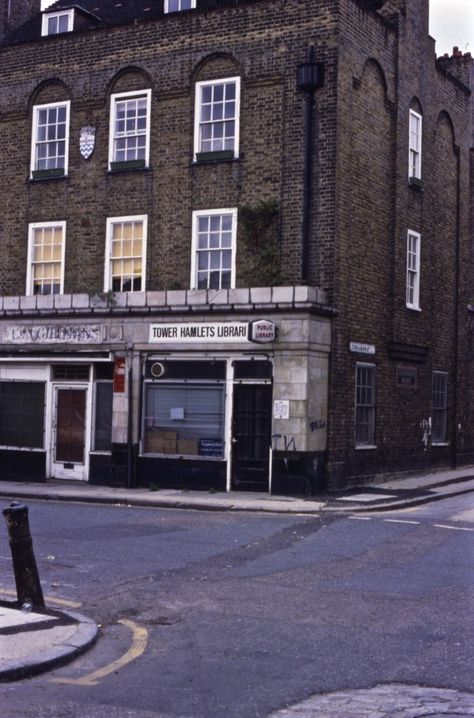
[267,684,474,717]
[0,604,98,682]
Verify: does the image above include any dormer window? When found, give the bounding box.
[41,10,74,36]
[164,0,196,13]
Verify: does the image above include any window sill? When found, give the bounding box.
[109,160,147,173]
[354,445,377,450]
[141,452,224,461]
[406,305,422,312]
[194,150,237,164]
[0,445,45,452]
[408,176,424,190]
[30,169,67,180]
[432,442,449,447]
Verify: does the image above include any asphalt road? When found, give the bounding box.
[1,493,473,717]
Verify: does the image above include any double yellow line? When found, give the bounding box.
[0,587,149,686]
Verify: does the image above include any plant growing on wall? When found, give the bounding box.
[238,199,281,286]
[89,289,118,307]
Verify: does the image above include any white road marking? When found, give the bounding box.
[349,516,372,520]
[383,519,420,525]
[433,524,474,532]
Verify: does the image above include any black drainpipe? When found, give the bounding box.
[452,147,461,468]
[127,343,134,489]
[297,47,325,283]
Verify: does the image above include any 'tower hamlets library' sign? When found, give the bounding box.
[149,320,277,344]
[150,322,249,343]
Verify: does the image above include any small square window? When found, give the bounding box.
[41,10,74,36]
[164,0,196,12]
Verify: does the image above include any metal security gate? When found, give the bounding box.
[231,384,272,491]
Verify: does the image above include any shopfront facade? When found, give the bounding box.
[0,287,331,494]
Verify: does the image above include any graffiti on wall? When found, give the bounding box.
[309,419,326,432]
[272,434,297,451]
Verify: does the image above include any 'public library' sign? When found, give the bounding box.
[150,320,277,344]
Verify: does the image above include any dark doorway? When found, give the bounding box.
[231,384,272,491]
[55,388,86,463]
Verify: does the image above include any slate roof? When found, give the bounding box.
[3,0,261,46]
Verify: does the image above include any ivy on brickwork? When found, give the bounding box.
[89,290,117,306]
[238,199,281,286]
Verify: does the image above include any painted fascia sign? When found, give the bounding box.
[149,320,277,344]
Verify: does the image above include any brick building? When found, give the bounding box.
[0,0,472,493]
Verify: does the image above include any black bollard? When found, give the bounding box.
[3,502,45,610]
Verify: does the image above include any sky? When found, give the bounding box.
[41,0,473,58]
[430,0,473,56]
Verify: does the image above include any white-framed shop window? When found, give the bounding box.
[432,372,448,444]
[30,101,70,177]
[143,360,226,458]
[104,215,147,292]
[355,363,376,448]
[164,0,196,12]
[26,221,66,296]
[41,9,74,36]
[194,77,240,159]
[108,89,151,169]
[191,208,237,289]
[406,230,421,310]
[408,108,422,180]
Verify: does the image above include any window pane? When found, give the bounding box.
[0,382,45,448]
[197,81,237,155]
[194,212,234,289]
[31,224,64,296]
[34,104,68,172]
[355,365,375,446]
[113,95,149,163]
[144,384,225,457]
[109,219,144,292]
[432,373,447,443]
[94,382,113,451]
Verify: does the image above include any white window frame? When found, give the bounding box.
[406,230,421,310]
[408,109,422,180]
[191,208,237,290]
[164,0,196,12]
[41,9,74,36]
[26,221,66,296]
[432,372,448,445]
[104,214,148,293]
[194,77,241,160]
[108,89,152,169]
[355,362,376,448]
[30,101,70,177]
